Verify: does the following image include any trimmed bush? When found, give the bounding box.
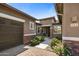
[37,36,45,41]
[30,36,45,46]
[30,37,40,46]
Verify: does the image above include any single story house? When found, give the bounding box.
[0,3,61,51]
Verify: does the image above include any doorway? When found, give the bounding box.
[42,26,50,37]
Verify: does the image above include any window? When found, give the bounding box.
[37,27,41,34]
[53,25,61,34]
[29,22,35,30]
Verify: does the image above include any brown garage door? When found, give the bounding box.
[0,17,23,51]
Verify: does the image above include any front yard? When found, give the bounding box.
[17,36,58,56]
[0,35,71,56]
[24,35,72,56]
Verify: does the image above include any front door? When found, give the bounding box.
[42,27,50,37]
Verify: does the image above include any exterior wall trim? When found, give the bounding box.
[24,33,36,36]
[0,13,25,22]
[62,36,79,41]
[41,25,51,27]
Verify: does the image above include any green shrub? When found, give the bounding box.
[63,44,71,56]
[50,37,71,56]
[30,37,40,46]
[50,38,61,48]
[30,36,45,46]
[53,45,64,55]
[36,36,45,42]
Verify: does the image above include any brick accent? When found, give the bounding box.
[23,35,35,45]
[64,40,79,56]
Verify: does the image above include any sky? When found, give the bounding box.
[8,3,58,20]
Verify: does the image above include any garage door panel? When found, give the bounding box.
[0,17,23,51]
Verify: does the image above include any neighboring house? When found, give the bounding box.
[56,3,79,55]
[0,3,37,51]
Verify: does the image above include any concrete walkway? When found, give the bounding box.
[35,37,51,49]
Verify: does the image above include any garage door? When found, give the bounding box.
[0,17,23,51]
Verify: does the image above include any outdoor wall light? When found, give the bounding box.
[71,16,77,23]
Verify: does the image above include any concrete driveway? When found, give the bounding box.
[17,47,57,56]
[0,37,57,56]
[17,37,58,56]
[0,45,27,56]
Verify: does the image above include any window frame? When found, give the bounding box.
[29,21,35,30]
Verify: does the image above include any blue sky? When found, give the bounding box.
[8,3,58,20]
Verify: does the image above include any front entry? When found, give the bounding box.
[42,26,50,37]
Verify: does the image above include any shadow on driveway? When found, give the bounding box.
[0,45,28,56]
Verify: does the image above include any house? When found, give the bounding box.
[36,17,61,38]
[0,3,61,52]
[56,3,79,55]
[39,17,56,37]
[0,3,37,51]
[36,17,55,37]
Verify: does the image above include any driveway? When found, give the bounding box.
[17,37,58,56]
[17,47,57,56]
[0,37,57,56]
[0,45,27,56]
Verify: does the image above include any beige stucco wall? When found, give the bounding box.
[63,3,79,37]
[40,18,55,26]
[24,19,36,34]
[39,18,56,37]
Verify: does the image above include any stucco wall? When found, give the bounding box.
[0,4,36,44]
[24,19,36,34]
[40,18,55,26]
[0,4,36,35]
[63,3,79,37]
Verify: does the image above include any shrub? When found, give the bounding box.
[52,43,64,55]
[30,36,45,46]
[50,38,61,48]
[63,44,71,56]
[30,37,40,46]
[50,37,71,56]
